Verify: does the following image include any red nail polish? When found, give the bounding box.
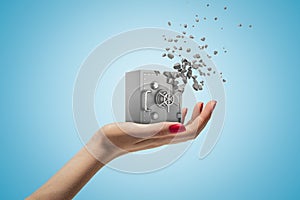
[169,124,186,133]
[200,103,204,112]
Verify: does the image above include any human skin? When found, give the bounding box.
[27,101,216,200]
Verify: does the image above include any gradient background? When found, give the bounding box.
[1,0,300,199]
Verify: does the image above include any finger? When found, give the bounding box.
[180,100,216,138]
[113,122,168,138]
[133,122,186,146]
[195,100,217,133]
[133,101,217,150]
[151,100,217,142]
[187,102,204,125]
[133,130,193,151]
[181,107,188,124]
[116,121,186,142]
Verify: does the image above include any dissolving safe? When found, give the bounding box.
[125,69,185,124]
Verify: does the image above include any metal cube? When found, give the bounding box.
[125,69,183,124]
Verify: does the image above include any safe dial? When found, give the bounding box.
[155,89,174,112]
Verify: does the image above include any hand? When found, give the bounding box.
[27,101,217,200]
[86,101,217,164]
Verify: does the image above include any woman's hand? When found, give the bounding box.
[87,100,217,164]
[27,101,216,200]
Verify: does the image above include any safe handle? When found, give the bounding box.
[142,90,152,112]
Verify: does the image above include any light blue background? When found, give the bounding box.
[1,0,299,199]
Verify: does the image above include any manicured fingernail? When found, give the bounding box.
[199,102,204,111]
[212,100,217,109]
[169,124,186,133]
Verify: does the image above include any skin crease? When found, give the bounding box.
[27,101,216,200]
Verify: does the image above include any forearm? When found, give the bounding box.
[27,147,104,200]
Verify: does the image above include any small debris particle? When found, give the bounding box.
[162,53,166,57]
[181,58,188,64]
[174,39,178,42]
[186,48,191,53]
[206,4,209,7]
[223,79,226,83]
[221,27,224,30]
[168,21,171,26]
[168,38,173,42]
[207,67,212,71]
[182,31,186,35]
[195,18,199,22]
[238,24,242,27]
[192,25,195,27]
[183,24,188,28]
[189,35,195,39]
[200,37,206,41]
[224,6,227,10]
[192,83,199,91]
[204,17,207,20]
[192,64,199,69]
[173,63,181,69]
[214,51,218,55]
[173,46,177,50]
[167,78,173,84]
[166,47,170,51]
[178,47,182,50]
[214,17,218,21]
[193,81,202,91]
[187,70,193,79]
[167,53,174,59]
[249,25,253,28]
[181,74,188,84]
[204,44,208,48]
[176,35,181,38]
[193,54,201,59]
[163,71,172,78]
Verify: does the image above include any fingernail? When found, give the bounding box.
[199,102,204,111]
[169,124,186,134]
[212,100,217,110]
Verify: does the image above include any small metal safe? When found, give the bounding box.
[125,69,184,124]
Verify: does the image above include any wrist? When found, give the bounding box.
[85,125,127,164]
